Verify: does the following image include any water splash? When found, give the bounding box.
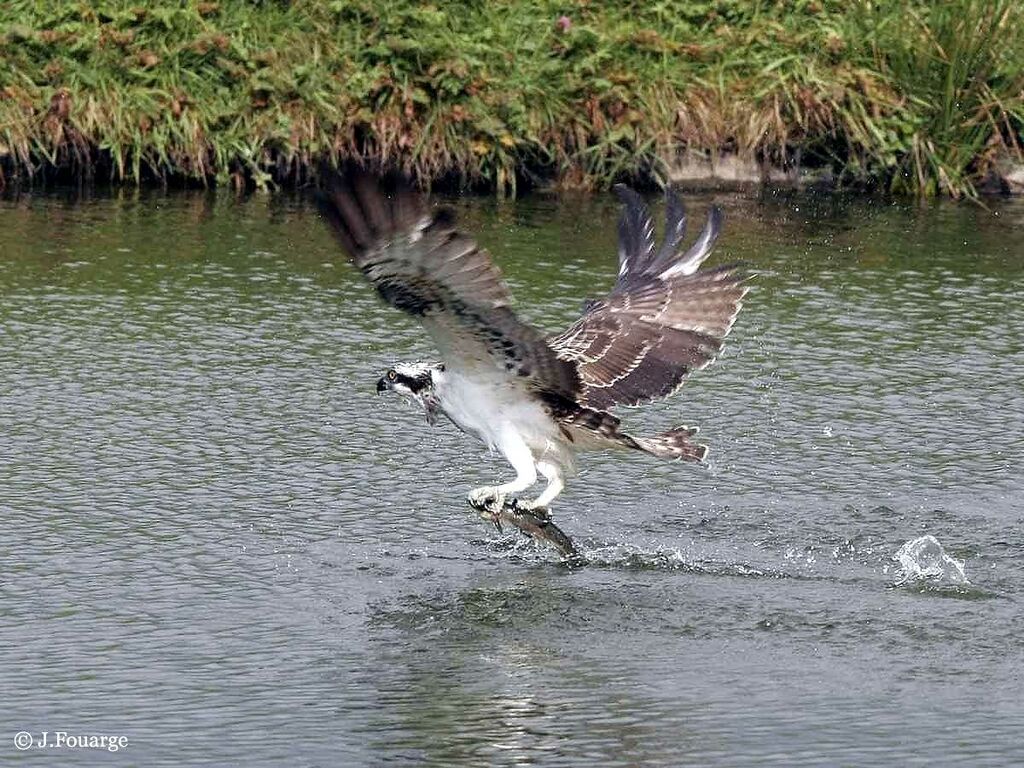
[480,535,792,578]
[893,535,968,586]
[582,545,787,578]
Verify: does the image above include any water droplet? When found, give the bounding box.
[893,535,968,586]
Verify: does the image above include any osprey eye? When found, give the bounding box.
[387,370,397,381]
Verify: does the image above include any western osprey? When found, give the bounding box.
[318,170,747,521]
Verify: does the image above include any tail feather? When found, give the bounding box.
[548,397,709,462]
[631,425,708,462]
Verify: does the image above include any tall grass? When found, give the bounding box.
[849,0,1024,196]
[1,0,1021,196]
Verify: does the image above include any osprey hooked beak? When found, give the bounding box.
[376,368,398,395]
[374,364,441,426]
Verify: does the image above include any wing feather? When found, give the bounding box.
[319,169,579,397]
[549,187,747,410]
[614,184,656,281]
[649,186,687,274]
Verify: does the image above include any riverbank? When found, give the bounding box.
[2,1,1022,197]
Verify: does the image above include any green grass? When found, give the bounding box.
[2,0,1022,197]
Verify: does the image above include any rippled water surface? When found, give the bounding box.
[2,187,1023,766]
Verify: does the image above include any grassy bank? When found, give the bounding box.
[2,0,1023,197]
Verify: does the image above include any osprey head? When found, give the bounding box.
[376,362,444,422]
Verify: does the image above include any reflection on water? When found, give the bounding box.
[1,187,1023,766]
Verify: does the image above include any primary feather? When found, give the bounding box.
[548,190,746,410]
[318,171,579,399]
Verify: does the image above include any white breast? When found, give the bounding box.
[434,367,560,454]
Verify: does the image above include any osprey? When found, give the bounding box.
[318,170,747,521]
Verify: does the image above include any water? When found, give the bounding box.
[894,535,969,587]
[1,187,1022,766]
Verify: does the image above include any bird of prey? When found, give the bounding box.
[318,169,747,521]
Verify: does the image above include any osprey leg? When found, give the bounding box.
[467,430,537,513]
[520,460,564,514]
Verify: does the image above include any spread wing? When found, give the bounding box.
[317,168,579,397]
[548,185,747,411]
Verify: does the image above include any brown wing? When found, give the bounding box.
[549,187,747,410]
[318,169,579,397]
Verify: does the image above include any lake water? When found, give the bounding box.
[2,186,1022,766]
